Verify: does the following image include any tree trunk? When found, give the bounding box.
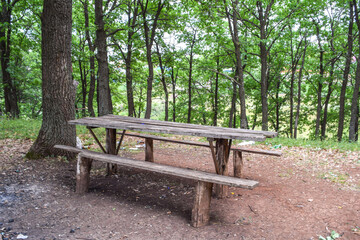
[187,40,194,124]
[0,0,19,118]
[82,0,96,117]
[257,1,271,131]
[294,42,307,139]
[171,67,177,122]
[156,42,169,121]
[95,0,112,116]
[338,1,354,141]
[141,0,164,119]
[229,81,237,128]
[124,1,138,117]
[226,0,248,129]
[27,0,75,159]
[213,58,219,126]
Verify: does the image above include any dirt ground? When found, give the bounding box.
[1,137,360,240]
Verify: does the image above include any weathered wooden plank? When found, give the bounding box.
[79,150,259,189]
[68,117,268,141]
[123,133,282,157]
[232,147,282,157]
[191,181,213,227]
[124,133,210,147]
[101,114,278,138]
[54,145,82,153]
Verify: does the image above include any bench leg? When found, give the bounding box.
[76,154,92,194]
[233,150,243,178]
[191,181,213,227]
[145,138,154,162]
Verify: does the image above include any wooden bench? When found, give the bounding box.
[122,133,282,178]
[54,144,258,227]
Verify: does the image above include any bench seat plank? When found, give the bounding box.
[80,150,258,189]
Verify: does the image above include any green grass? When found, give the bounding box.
[0,118,42,140]
[264,137,360,152]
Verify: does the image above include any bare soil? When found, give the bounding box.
[1,137,359,240]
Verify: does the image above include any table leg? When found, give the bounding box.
[145,138,154,162]
[214,138,230,198]
[106,128,117,175]
[233,150,243,178]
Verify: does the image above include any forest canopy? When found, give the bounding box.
[1,0,360,142]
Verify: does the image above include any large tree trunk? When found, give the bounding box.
[0,0,19,118]
[95,0,112,116]
[27,0,75,159]
[82,0,96,117]
[338,1,354,141]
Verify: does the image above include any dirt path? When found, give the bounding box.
[0,138,359,240]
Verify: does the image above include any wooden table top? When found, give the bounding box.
[69,114,277,141]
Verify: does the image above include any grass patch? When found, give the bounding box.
[0,118,42,140]
[264,137,360,152]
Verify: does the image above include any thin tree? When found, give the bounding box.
[349,0,360,142]
[0,0,20,118]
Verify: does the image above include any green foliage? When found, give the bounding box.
[319,230,340,240]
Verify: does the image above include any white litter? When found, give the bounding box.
[237,141,255,146]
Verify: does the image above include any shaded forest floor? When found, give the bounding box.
[0,137,360,240]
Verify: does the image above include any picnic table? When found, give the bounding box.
[57,114,278,227]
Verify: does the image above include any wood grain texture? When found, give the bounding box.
[78,150,259,189]
[68,115,276,141]
[76,155,92,194]
[122,133,282,156]
[233,150,243,178]
[145,138,154,162]
[191,181,213,227]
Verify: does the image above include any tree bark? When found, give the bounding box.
[349,0,360,141]
[27,0,75,159]
[213,57,219,126]
[95,0,112,116]
[226,0,248,129]
[0,0,19,118]
[294,42,307,139]
[171,67,177,122]
[314,21,324,139]
[187,32,196,124]
[141,0,164,119]
[82,0,96,117]
[338,1,354,141]
[155,41,169,121]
